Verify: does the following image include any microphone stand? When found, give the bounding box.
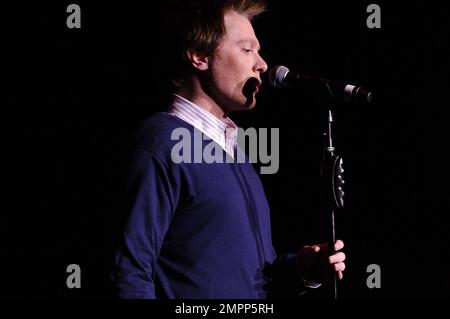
[316,82,345,300]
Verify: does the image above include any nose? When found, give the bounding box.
[254,52,268,74]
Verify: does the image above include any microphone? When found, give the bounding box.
[269,65,373,104]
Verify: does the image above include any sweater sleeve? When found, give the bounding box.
[112,147,178,299]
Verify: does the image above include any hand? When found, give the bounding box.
[297,240,346,284]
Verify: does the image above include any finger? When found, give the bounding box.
[305,244,321,253]
[337,271,343,280]
[328,252,346,264]
[334,240,344,251]
[333,262,346,272]
[299,245,321,257]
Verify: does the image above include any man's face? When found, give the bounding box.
[204,11,268,112]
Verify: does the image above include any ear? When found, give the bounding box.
[186,49,209,71]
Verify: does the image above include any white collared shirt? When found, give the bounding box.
[168,94,238,158]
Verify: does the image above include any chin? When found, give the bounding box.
[234,99,256,111]
[244,94,257,109]
[227,93,257,112]
[245,100,257,110]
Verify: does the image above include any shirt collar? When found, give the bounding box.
[168,94,237,156]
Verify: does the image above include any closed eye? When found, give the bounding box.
[242,48,253,53]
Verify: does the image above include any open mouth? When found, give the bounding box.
[243,77,262,97]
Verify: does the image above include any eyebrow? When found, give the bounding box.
[237,39,261,51]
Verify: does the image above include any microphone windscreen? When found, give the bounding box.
[268,65,290,88]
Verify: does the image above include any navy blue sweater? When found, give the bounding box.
[113,113,297,299]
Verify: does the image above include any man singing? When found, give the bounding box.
[112,0,345,298]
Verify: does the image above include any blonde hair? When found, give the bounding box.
[165,0,267,86]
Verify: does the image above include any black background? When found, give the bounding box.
[2,1,448,300]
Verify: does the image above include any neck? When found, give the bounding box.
[175,78,228,122]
